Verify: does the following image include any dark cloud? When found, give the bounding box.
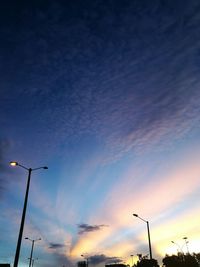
[88,254,122,265]
[78,223,108,235]
[48,242,65,249]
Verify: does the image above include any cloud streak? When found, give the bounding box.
[78,223,108,235]
[48,242,65,249]
[88,254,122,265]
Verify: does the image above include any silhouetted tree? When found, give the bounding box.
[135,259,159,267]
[184,254,199,267]
[162,253,198,267]
[193,253,200,265]
[162,254,182,267]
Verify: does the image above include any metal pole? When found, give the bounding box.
[13,168,32,267]
[29,240,35,267]
[146,221,152,260]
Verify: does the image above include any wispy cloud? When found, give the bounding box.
[48,242,65,249]
[78,223,108,235]
[88,254,122,265]
[95,154,200,228]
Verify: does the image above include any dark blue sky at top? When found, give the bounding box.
[1,0,200,164]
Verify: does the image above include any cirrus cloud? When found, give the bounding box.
[88,254,122,265]
[78,223,108,235]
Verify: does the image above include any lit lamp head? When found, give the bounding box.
[10,161,18,166]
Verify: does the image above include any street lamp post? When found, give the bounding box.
[25,238,41,267]
[171,241,184,254]
[133,214,152,260]
[10,161,48,267]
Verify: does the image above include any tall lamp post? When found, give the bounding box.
[25,238,41,267]
[10,161,48,267]
[133,214,152,260]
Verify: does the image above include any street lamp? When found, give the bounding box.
[10,161,48,267]
[25,238,41,267]
[133,214,152,260]
[81,254,89,267]
[171,241,184,254]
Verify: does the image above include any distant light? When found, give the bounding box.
[10,161,18,166]
[133,214,138,217]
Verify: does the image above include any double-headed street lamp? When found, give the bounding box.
[133,214,152,260]
[171,238,189,254]
[25,237,41,267]
[171,241,184,254]
[10,161,48,267]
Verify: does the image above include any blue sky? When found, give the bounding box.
[1,1,200,266]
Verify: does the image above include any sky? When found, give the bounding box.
[1,0,200,266]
